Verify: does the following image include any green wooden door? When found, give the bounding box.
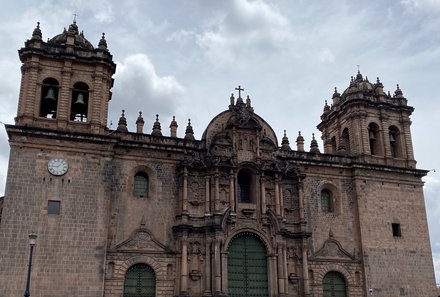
[228,235,269,297]
[323,271,346,297]
[123,263,156,297]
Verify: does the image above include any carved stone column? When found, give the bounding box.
[214,169,220,211]
[302,240,310,296]
[279,181,284,218]
[180,238,189,296]
[182,167,188,213]
[260,173,266,214]
[229,170,235,212]
[283,245,289,294]
[277,245,286,296]
[214,239,222,294]
[205,175,211,213]
[298,180,305,222]
[275,174,281,216]
[203,240,212,296]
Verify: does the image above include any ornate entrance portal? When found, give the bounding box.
[228,234,269,297]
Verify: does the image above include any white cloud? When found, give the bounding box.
[111,53,185,131]
[401,0,440,13]
[433,252,440,284]
[195,0,293,66]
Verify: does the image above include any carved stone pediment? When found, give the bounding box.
[114,228,169,253]
[313,239,354,260]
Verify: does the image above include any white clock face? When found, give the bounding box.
[48,158,69,176]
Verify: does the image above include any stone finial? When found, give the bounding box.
[117,110,128,132]
[151,114,162,136]
[281,130,291,151]
[184,119,195,141]
[374,77,384,96]
[394,84,404,97]
[98,32,108,50]
[296,131,305,152]
[309,133,320,153]
[32,22,42,40]
[323,100,330,114]
[170,116,178,138]
[136,111,144,134]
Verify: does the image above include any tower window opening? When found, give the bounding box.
[238,169,253,203]
[133,172,149,198]
[321,189,333,213]
[392,223,401,237]
[389,126,401,158]
[341,128,350,153]
[368,123,382,156]
[70,82,89,122]
[40,78,59,119]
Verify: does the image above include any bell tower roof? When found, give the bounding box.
[48,20,94,49]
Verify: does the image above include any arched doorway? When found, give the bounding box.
[323,271,346,297]
[228,234,269,297]
[123,263,156,297]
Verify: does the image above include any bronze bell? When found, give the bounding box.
[389,132,396,142]
[43,88,56,103]
[369,130,376,140]
[74,92,86,107]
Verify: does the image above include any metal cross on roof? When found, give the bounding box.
[235,85,244,98]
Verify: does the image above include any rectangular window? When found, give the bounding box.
[392,223,401,237]
[48,200,60,215]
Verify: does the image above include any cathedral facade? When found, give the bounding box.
[0,22,436,297]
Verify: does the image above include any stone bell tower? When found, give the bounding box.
[16,21,116,134]
[317,71,416,168]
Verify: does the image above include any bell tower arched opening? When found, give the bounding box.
[40,78,59,119]
[70,82,89,122]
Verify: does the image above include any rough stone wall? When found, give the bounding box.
[355,172,436,297]
[0,140,111,297]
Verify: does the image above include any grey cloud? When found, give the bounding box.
[109,53,185,132]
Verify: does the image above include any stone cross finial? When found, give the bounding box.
[235,85,244,98]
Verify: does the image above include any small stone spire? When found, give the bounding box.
[32,22,42,40]
[309,133,320,153]
[169,116,178,138]
[281,130,291,151]
[394,84,404,97]
[117,110,128,132]
[151,114,162,136]
[136,111,144,134]
[98,32,108,50]
[323,100,330,114]
[332,87,341,105]
[296,131,305,152]
[374,77,384,96]
[184,119,195,141]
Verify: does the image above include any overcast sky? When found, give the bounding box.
[0,0,439,283]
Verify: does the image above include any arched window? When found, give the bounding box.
[368,123,382,156]
[321,189,333,213]
[123,263,155,297]
[323,271,346,297]
[389,126,401,158]
[133,172,149,198]
[228,234,268,297]
[40,78,59,118]
[341,128,350,153]
[70,82,89,122]
[237,169,253,203]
